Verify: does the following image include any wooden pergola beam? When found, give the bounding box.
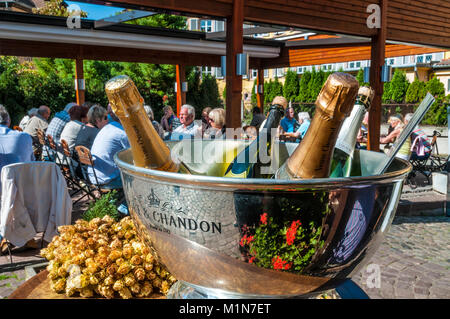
[175,64,186,117]
[75,58,85,106]
[367,0,388,152]
[0,39,223,67]
[225,0,244,130]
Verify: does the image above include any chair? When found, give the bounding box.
[60,139,91,204]
[34,128,47,161]
[74,145,122,202]
[0,161,72,262]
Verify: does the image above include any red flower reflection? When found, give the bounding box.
[260,213,268,225]
[286,220,301,246]
[271,256,292,270]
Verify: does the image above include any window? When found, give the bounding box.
[389,59,395,65]
[426,55,432,62]
[264,69,269,78]
[201,66,212,77]
[251,69,258,79]
[200,20,212,32]
[349,62,355,68]
[356,62,361,68]
[328,64,333,70]
[276,68,284,77]
[417,56,424,63]
[215,67,224,78]
[297,67,303,74]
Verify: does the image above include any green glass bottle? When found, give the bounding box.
[329,86,374,177]
[224,99,287,178]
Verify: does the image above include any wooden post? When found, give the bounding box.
[225,0,244,130]
[176,64,186,117]
[75,58,85,106]
[367,0,387,152]
[257,68,264,113]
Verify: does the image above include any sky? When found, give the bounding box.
[65,1,124,20]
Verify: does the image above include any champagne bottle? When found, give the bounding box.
[224,97,287,178]
[329,86,375,177]
[275,72,359,179]
[105,75,190,173]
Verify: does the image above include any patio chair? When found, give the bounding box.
[73,145,122,202]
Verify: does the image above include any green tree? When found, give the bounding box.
[388,69,410,103]
[382,81,392,103]
[356,68,369,87]
[297,71,311,103]
[33,0,88,17]
[283,70,299,102]
[405,78,427,103]
[308,68,326,102]
[251,79,257,105]
[200,74,222,109]
[264,79,273,105]
[425,76,445,98]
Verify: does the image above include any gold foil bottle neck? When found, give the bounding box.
[357,86,375,107]
[315,72,359,119]
[105,75,143,118]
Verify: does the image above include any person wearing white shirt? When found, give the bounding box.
[171,104,202,140]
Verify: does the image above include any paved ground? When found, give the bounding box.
[1,176,449,299]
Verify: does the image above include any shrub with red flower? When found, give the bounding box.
[238,204,327,274]
[286,220,301,246]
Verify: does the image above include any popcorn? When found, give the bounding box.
[41,216,176,298]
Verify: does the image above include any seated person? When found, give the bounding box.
[88,110,130,188]
[296,112,311,139]
[60,104,89,152]
[0,104,35,175]
[356,112,369,149]
[279,106,299,134]
[380,114,411,160]
[201,107,212,135]
[171,104,202,140]
[203,108,226,139]
[18,108,38,131]
[160,105,178,133]
[144,105,165,139]
[75,104,108,150]
[249,106,266,130]
[23,105,51,153]
[404,113,432,160]
[46,102,76,143]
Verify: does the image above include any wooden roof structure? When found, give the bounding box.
[1,0,449,151]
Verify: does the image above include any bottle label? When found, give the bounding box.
[334,140,353,156]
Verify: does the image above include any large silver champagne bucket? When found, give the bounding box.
[115,139,411,298]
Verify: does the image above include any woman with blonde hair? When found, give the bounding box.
[380,114,411,160]
[203,108,226,139]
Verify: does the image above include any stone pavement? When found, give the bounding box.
[1,181,449,299]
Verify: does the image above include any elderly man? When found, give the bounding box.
[88,109,130,188]
[171,104,202,140]
[296,112,311,139]
[0,105,35,175]
[23,105,51,150]
[46,102,76,142]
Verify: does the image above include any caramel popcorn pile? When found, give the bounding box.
[40,215,177,299]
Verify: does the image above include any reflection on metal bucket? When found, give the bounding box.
[115,140,410,297]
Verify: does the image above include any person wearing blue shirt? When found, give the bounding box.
[296,112,311,139]
[279,106,299,134]
[0,104,35,177]
[46,102,77,142]
[88,110,130,189]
